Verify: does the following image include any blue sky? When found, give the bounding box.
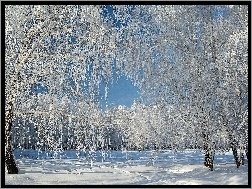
[99,75,139,109]
[30,69,140,110]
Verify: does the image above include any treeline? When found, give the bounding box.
[11,94,244,152]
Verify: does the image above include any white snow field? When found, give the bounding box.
[5,149,248,185]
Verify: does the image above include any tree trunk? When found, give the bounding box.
[229,133,241,168]
[233,147,240,168]
[5,101,19,174]
[240,145,245,165]
[240,153,244,165]
[231,144,240,168]
[246,146,248,160]
[203,133,213,171]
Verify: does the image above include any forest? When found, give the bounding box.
[5,4,248,182]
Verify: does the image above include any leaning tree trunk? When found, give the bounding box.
[5,101,19,174]
[229,134,240,168]
[232,145,241,168]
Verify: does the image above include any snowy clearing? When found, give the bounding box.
[5,149,248,185]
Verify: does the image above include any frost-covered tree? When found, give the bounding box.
[137,5,248,169]
[216,5,248,167]
[5,5,117,174]
[5,4,248,174]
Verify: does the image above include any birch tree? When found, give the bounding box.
[5,5,116,174]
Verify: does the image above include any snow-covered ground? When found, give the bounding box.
[5,149,248,185]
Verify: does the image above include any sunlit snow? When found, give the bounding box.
[5,149,248,185]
